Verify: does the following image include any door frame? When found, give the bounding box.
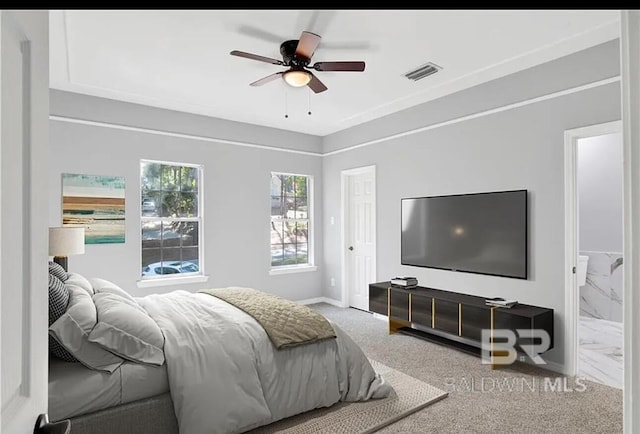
[340,165,376,308]
[563,120,622,377]
[621,10,640,431]
[0,10,49,433]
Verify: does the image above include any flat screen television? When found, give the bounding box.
[401,189,528,279]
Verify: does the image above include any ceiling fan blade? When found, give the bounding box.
[307,72,328,94]
[230,50,284,66]
[295,31,321,61]
[312,61,366,72]
[250,72,284,87]
[236,25,284,44]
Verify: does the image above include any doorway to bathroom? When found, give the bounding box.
[564,121,623,390]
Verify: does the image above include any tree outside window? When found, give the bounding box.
[270,173,311,267]
[141,160,202,278]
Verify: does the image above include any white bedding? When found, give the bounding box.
[48,357,169,421]
[138,290,391,434]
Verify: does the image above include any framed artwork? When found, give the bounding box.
[62,173,125,244]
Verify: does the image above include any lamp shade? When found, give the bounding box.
[49,227,85,256]
[283,70,311,87]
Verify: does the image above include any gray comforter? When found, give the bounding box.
[138,290,391,434]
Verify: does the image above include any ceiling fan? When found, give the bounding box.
[230,31,365,94]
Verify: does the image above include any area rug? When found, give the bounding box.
[247,360,448,434]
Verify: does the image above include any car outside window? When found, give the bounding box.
[270,173,312,268]
[141,160,203,280]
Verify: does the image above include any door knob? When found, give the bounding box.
[34,414,70,434]
[348,246,354,251]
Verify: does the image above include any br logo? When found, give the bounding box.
[480,329,551,365]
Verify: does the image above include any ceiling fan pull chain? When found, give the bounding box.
[284,90,289,119]
[308,88,312,116]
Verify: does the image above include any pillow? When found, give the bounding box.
[48,261,68,282]
[66,272,94,295]
[48,273,77,362]
[89,277,136,303]
[88,292,165,366]
[49,335,78,362]
[48,274,69,326]
[49,285,124,373]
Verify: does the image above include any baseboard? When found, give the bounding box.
[321,297,346,307]
[372,313,387,322]
[539,359,565,375]
[297,297,345,307]
[522,357,565,375]
[296,297,325,305]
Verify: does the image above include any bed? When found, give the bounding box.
[48,357,169,421]
[47,264,390,434]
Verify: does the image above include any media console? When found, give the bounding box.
[369,282,554,365]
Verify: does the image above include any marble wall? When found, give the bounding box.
[579,251,623,322]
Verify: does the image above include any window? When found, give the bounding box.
[141,160,202,280]
[270,173,312,268]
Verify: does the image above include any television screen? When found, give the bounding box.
[401,190,527,279]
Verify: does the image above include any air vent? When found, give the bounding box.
[403,62,442,81]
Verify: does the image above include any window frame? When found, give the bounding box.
[269,171,316,275]
[138,159,206,285]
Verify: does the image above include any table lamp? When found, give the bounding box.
[49,227,85,271]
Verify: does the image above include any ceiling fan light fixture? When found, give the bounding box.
[283,69,311,87]
[231,30,364,93]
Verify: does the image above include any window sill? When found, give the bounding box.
[269,265,317,276]
[136,274,209,288]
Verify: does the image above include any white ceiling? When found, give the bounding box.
[49,10,620,137]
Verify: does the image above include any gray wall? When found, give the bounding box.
[49,39,622,368]
[51,90,323,154]
[578,133,624,253]
[323,40,621,154]
[49,91,323,300]
[321,40,621,366]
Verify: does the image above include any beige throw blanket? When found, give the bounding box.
[200,287,336,349]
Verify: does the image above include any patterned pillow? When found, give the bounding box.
[49,261,68,282]
[48,274,69,326]
[49,335,78,362]
[48,273,77,362]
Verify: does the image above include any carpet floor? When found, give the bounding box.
[309,303,623,434]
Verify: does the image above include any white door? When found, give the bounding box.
[1,10,50,434]
[344,166,376,311]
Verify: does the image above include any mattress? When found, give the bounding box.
[48,357,169,421]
